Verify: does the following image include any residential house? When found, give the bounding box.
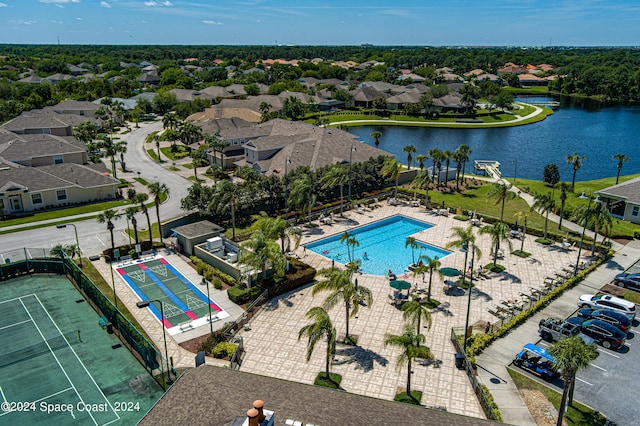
[49,100,102,117]
[351,86,386,108]
[137,73,161,86]
[517,73,549,87]
[597,177,640,225]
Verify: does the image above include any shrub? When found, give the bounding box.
[227,285,262,305]
[212,278,223,290]
[480,384,503,422]
[259,258,317,297]
[190,256,237,286]
[211,342,238,359]
[635,231,640,240]
[454,215,469,221]
[197,329,227,354]
[314,372,342,389]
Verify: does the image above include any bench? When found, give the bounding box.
[98,315,109,328]
[179,322,194,332]
[207,314,220,323]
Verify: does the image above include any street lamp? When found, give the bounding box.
[463,243,477,353]
[512,159,518,184]
[201,277,214,335]
[284,157,291,221]
[136,299,171,389]
[573,191,601,277]
[56,224,81,267]
[347,145,357,207]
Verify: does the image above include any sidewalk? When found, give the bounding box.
[475,239,640,425]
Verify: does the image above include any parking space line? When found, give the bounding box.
[576,377,593,386]
[597,348,620,358]
[590,363,606,372]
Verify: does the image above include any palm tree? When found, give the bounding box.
[98,135,127,179]
[384,324,433,399]
[289,174,315,224]
[50,243,81,260]
[240,230,286,282]
[446,226,482,280]
[514,209,531,253]
[572,201,612,256]
[415,255,442,301]
[370,130,382,148]
[403,145,417,169]
[549,337,598,426]
[153,133,162,162]
[401,300,432,335]
[405,236,421,267]
[533,191,556,240]
[312,267,373,342]
[554,182,572,230]
[613,153,630,185]
[428,148,443,185]
[480,222,512,267]
[566,153,586,192]
[452,150,465,191]
[132,192,153,247]
[487,181,516,222]
[209,180,238,240]
[124,205,140,245]
[339,231,359,264]
[298,306,336,381]
[410,169,431,209]
[456,144,471,182]
[321,164,349,216]
[443,150,453,187]
[117,139,128,172]
[381,157,402,198]
[415,154,427,171]
[97,209,121,252]
[148,182,169,244]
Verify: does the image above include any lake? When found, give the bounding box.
[349,96,640,181]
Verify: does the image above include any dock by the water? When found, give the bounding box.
[527,101,560,110]
[474,160,502,179]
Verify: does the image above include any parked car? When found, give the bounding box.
[538,317,596,344]
[567,317,627,349]
[577,308,632,332]
[614,272,640,291]
[514,343,559,381]
[578,294,636,321]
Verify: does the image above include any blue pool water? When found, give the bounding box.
[306,215,451,276]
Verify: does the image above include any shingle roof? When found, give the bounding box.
[139,365,497,426]
[172,220,224,238]
[52,100,101,112]
[599,176,640,204]
[0,134,85,161]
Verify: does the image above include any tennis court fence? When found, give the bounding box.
[0,248,178,388]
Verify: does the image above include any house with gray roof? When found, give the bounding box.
[49,100,102,117]
[598,177,640,224]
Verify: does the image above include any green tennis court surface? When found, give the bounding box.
[0,275,164,425]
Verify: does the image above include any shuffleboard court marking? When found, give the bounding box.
[138,265,198,320]
[128,270,146,283]
[161,260,223,312]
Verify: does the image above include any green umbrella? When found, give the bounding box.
[390,280,412,290]
[441,267,461,277]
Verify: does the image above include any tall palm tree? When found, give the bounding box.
[401,300,432,335]
[153,133,162,162]
[339,231,359,264]
[428,148,443,185]
[514,209,531,252]
[321,164,349,216]
[566,153,586,192]
[572,201,612,256]
[384,324,433,400]
[415,154,427,171]
[289,174,315,224]
[97,209,121,252]
[124,205,140,245]
[162,112,180,133]
[370,130,382,148]
[410,169,431,209]
[452,150,465,190]
[147,182,169,244]
[240,230,286,282]
[415,255,442,301]
[456,144,472,181]
[403,145,417,169]
[405,236,421,266]
[533,191,556,240]
[443,150,454,187]
[251,211,287,252]
[132,192,153,247]
[98,135,127,179]
[446,226,482,280]
[549,337,598,426]
[209,180,238,240]
[554,182,572,230]
[298,306,336,381]
[479,222,512,267]
[487,181,516,222]
[312,267,373,342]
[381,157,402,198]
[613,153,630,185]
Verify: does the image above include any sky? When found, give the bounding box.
[1,0,640,46]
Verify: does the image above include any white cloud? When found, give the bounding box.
[162,1,173,6]
[75,17,82,20]
[39,0,80,3]
[9,19,36,25]
[0,3,7,7]
[100,1,111,8]
[203,20,223,25]
[144,1,158,6]
[50,20,63,24]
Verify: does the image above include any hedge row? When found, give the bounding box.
[190,256,237,287]
[227,285,262,305]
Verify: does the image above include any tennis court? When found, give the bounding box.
[116,256,229,335]
[0,275,164,425]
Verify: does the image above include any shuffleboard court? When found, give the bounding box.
[115,255,229,335]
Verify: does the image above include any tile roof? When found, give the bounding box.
[139,365,497,426]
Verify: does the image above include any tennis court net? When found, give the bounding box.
[0,330,80,370]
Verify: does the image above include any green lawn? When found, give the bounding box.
[0,199,130,227]
[507,367,607,425]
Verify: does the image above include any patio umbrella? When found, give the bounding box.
[441,267,461,277]
[389,280,412,290]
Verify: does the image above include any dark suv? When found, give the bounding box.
[567,317,627,349]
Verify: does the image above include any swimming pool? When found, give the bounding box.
[306,215,451,276]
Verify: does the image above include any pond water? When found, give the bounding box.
[349,96,640,181]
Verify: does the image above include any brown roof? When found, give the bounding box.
[139,365,497,426]
[172,220,224,238]
[599,176,640,205]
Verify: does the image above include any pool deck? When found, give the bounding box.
[236,201,594,419]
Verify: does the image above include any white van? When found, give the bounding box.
[578,294,636,321]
